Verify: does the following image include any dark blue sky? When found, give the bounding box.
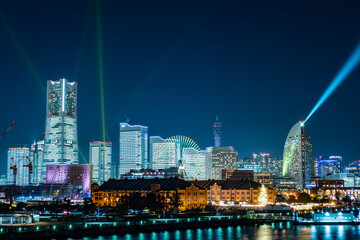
[1,0,360,174]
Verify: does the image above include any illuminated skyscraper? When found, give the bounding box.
[119,123,148,175]
[207,146,238,179]
[213,116,222,147]
[43,79,78,183]
[30,139,45,185]
[282,121,315,189]
[7,145,30,186]
[90,141,112,184]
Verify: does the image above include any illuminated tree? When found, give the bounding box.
[258,184,268,205]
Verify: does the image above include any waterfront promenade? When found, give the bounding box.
[0,215,292,240]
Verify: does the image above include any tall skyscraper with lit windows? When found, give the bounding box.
[90,141,112,184]
[7,145,30,186]
[119,123,148,175]
[42,79,78,182]
[282,121,314,190]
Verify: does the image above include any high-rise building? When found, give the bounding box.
[43,79,78,182]
[282,121,315,189]
[269,157,283,177]
[89,141,112,184]
[149,136,180,170]
[207,146,238,179]
[252,153,270,173]
[30,140,45,184]
[119,123,148,175]
[213,116,222,147]
[317,156,342,177]
[7,145,30,186]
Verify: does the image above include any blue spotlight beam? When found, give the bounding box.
[305,42,360,122]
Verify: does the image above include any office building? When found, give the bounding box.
[282,121,315,189]
[237,158,262,173]
[89,141,112,184]
[207,146,238,179]
[7,145,30,186]
[119,123,148,175]
[317,156,342,177]
[343,160,360,175]
[253,153,271,173]
[43,79,79,182]
[46,164,92,195]
[29,140,45,185]
[269,157,283,177]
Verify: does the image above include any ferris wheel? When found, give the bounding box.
[154,135,204,180]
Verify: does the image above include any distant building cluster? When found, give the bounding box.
[2,78,360,206]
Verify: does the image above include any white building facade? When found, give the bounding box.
[119,123,148,175]
[89,141,112,184]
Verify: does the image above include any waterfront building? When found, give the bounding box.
[29,140,45,184]
[191,179,276,204]
[207,146,238,180]
[282,121,315,189]
[213,116,222,147]
[150,136,180,170]
[253,174,272,187]
[43,79,79,182]
[119,123,148,175]
[317,156,342,177]
[7,145,30,186]
[89,141,112,184]
[221,170,254,180]
[46,164,92,195]
[92,178,207,211]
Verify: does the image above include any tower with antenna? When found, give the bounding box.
[213,116,222,147]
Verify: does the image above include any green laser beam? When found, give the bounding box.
[95,0,107,165]
[0,10,45,94]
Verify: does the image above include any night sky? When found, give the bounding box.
[1,0,360,174]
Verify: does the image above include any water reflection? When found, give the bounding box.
[73,225,360,240]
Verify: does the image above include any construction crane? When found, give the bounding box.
[23,156,33,185]
[0,121,16,140]
[10,157,17,185]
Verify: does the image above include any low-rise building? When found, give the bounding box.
[46,164,92,195]
[254,174,272,187]
[92,177,207,211]
[221,170,253,180]
[191,179,275,204]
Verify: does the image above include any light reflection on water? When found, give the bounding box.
[69,224,360,240]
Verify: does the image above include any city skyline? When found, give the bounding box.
[1,1,360,174]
